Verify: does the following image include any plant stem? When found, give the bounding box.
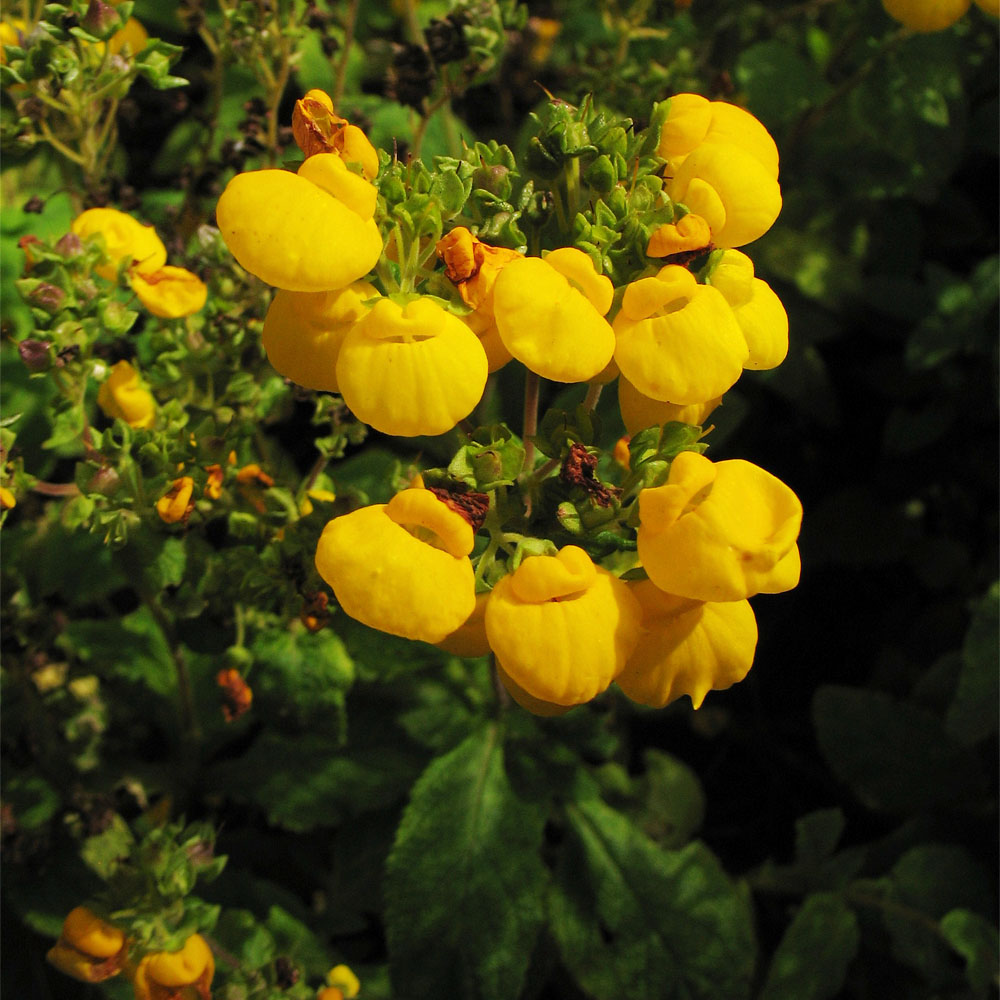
[144,591,202,744]
[521,370,540,476]
[333,0,360,108]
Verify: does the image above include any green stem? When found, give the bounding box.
[582,381,603,412]
[144,591,201,744]
[520,370,540,477]
[332,0,360,108]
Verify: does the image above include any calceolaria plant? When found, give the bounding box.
[4,1,997,999]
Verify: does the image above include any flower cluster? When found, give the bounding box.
[216,88,802,714]
[881,0,997,31]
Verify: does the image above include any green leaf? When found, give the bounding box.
[632,749,705,849]
[793,809,845,867]
[384,725,547,1000]
[946,582,999,745]
[549,797,755,1000]
[761,893,858,1000]
[735,40,830,127]
[812,685,985,812]
[939,909,1000,998]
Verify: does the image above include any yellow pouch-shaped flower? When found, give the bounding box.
[667,143,781,248]
[613,265,748,405]
[437,591,492,658]
[130,933,214,1000]
[657,93,712,161]
[493,251,615,383]
[616,581,758,709]
[315,490,476,643]
[496,661,573,716]
[72,208,166,281]
[646,213,712,258]
[262,280,379,392]
[708,250,788,370]
[97,360,156,428]
[638,451,802,602]
[130,266,208,318]
[882,0,970,30]
[700,102,779,179]
[336,297,488,437]
[47,907,126,983]
[215,157,382,292]
[618,376,720,436]
[485,546,642,706]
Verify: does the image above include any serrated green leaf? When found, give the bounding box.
[549,797,755,1000]
[939,909,1000,998]
[384,725,547,1000]
[812,685,985,813]
[760,893,858,1000]
[946,582,999,745]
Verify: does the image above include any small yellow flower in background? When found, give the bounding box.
[436,591,492,658]
[973,0,999,15]
[336,297,488,437]
[71,208,167,281]
[156,476,195,524]
[215,154,382,293]
[616,580,758,708]
[436,226,521,373]
[292,88,379,180]
[46,906,126,983]
[617,376,721,436]
[203,464,224,499]
[666,142,781,248]
[613,264,748,405]
[708,249,789,370]
[97,360,157,429]
[299,488,337,516]
[130,266,208,318]
[0,19,26,62]
[0,485,16,509]
[484,545,642,707]
[612,434,631,469]
[106,17,147,56]
[262,280,379,393]
[315,488,477,643]
[129,933,214,1000]
[881,0,970,30]
[526,17,561,65]
[646,212,712,258]
[322,964,361,999]
[492,248,615,383]
[637,450,802,603]
[217,668,253,721]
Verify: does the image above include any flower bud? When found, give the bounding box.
[83,0,120,38]
[18,338,51,372]
[29,282,65,314]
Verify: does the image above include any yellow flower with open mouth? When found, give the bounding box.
[262,280,379,392]
[492,248,615,383]
[97,360,156,428]
[613,264,748,405]
[315,489,477,643]
[47,907,126,983]
[215,153,382,292]
[336,297,488,437]
[292,88,379,179]
[156,476,195,524]
[616,580,758,708]
[484,545,642,706]
[129,933,214,1000]
[637,450,802,602]
[131,266,207,318]
[72,208,166,281]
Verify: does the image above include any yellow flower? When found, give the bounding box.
[46,907,126,983]
[666,143,781,248]
[617,376,720,436]
[708,249,788,370]
[613,264,748,405]
[130,266,207,318]
[97,360,156,428]
[215,154,382,293]
[646,212,712,258]
[0,18,26,62]
[203,464,224,499]
[71,208,167,281]
[292,88,379,179]
[315,489,477,643]
[106,17,147,56]
[658,94,779,179]
[437,591,492,658]
[156,476,195,524]
[637,450,802,602]
[325,964,361,999]
[491,249,615,383]
[496,660,573,716]
[336,297,488,437]
[973,0,998,15]
[129,933,214,1000]
[616,580,757,708]
[262,280,379,392]
[484,545,642,706]
[0,485,16,509]
[436,226,521,373]
[881,0,970,30]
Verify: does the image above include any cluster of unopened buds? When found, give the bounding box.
[214,86,802,715]
[46,906,362,999]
